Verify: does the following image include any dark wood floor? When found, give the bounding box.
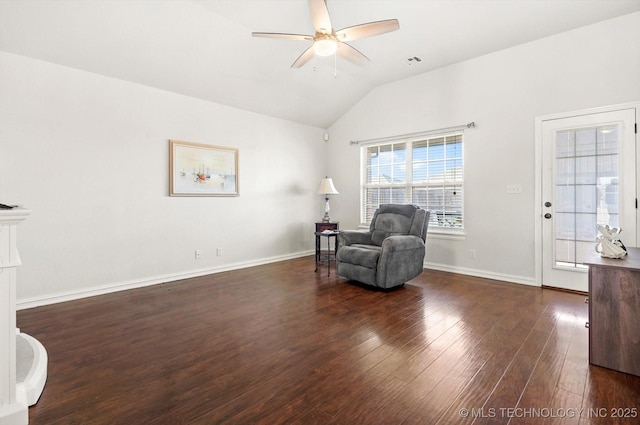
[17,257,640,425]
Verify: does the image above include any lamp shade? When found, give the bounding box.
[317,177,339,195]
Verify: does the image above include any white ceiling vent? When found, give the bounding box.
[403,56,423,66]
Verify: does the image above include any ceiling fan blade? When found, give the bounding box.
[291,46,315,68]
[308,0,332,34]
[336,42,369,66]
[335,19,400,41]
[252,32,313,41]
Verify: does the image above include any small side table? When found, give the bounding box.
[315,222,339,275]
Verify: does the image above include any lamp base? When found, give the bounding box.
[322,197,331,223]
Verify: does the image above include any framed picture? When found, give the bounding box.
[169,140,239,196]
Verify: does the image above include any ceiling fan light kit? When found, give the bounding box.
[313,38,338,57]
[252,0,399,69]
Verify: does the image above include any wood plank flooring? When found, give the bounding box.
[17,257,640,424]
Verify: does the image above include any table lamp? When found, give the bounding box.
[317,177,339,223]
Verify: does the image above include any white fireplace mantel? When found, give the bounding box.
[0,208,47,425]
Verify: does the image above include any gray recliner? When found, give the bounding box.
[336,204,429,289]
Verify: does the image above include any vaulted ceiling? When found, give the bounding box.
[1,0,639,128]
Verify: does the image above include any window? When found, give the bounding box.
[361,132,464,230]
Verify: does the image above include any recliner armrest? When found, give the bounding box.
[381,235,425,252]
[338,230,373,247]
[376,235,426,288]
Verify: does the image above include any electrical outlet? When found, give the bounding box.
[216,248,222,257]
[195,250,201,259]
[506,184,522,194]
[470,249,477,260]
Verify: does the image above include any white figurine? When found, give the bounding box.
[595,224,627,259]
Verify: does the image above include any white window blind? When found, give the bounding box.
[361,132,464,229]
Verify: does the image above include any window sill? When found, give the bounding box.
[427,228,466,240]
[356,225,466,240]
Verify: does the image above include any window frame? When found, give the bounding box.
[360,131,465,236]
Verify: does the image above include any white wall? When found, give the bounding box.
[0,52,327,307]
[2,12,638,305]
[327,12,640,285]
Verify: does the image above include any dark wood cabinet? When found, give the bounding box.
[584,247,640,377]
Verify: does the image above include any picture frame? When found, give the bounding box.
[169,140,239,196]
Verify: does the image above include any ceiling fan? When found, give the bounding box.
[252,0,400,68]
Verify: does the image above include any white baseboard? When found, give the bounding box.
[17,250,314,310]
[17,253,539,310]
[423,261,539,287]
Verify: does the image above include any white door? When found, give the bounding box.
[541,108,637,291]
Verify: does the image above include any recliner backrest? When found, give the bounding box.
[369,204,426,246]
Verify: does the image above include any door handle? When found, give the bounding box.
[544,213,552,219]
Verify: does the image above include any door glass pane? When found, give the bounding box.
[555,158,575,185]
[555,239,575,264]
[575,186,596,213]
[555,186,574,212]
[597,126,618,155]
[576,241,594,264]
[575,128,596,156]
[576,213,597,241]
[575,157,596,184]
[556,131,575,157]
[554,125,619,268]
[555,213,575,240]
[603,179,619,227]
